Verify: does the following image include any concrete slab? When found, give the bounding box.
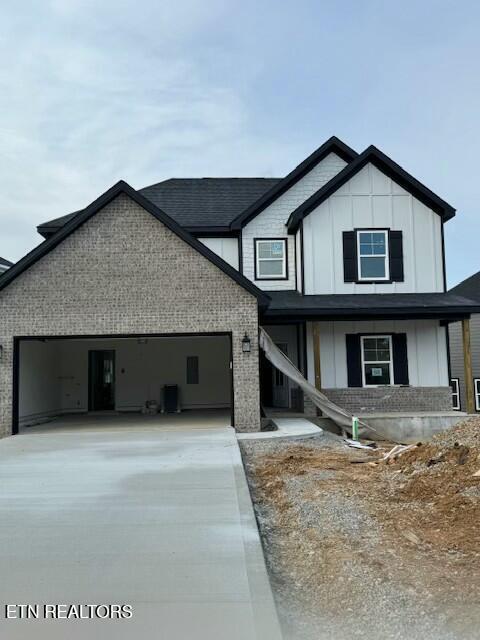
[358,411,468,442]
[20,408,232,433]
[237,417,321,440]
[0,420,281,640]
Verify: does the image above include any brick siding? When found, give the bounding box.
[322,386,453,414]
[0,193,261,437]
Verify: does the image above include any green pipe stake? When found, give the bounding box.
[352,416,359,441]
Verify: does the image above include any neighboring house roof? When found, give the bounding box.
[230,136,358,230]
[263,291,480,320]
[286,146,456,233]
[449,270,480,303]
[0,181,270,306]
[0,257,13,269]
[37,178,281,238]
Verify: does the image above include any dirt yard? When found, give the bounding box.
[240,418,480,640]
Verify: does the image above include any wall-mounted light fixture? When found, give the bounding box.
[242,334,251,353]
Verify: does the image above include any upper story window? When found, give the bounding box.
[343,229,404,284]
[357,230,389,281]
[254,239,288,280]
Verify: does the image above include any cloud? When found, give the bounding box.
[0,0,479,287]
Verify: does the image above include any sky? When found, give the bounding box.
[0,0,479,287]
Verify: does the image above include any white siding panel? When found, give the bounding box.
[303,163,444,294]
[295,229,302,292]
[242,152,347,290]
[313,319,448,388]
[199,237,239,270]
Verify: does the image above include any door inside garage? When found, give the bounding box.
[14,333,232,433]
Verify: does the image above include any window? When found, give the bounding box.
[357,230,389,281]
[255,239,287,280]
[186,356,199,384]
[451,378,460,410]
[474,379,480,411]
[361,335,393,386]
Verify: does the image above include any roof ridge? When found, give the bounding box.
[286,145,456,232]
[230,136,358,230]
[2,181,270,306]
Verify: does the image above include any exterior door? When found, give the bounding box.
[272,343,289,408]
[88,350,115,411]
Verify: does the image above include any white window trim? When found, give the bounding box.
[255,239,287,280]
[357,230,390,281]
[474,378,480,412]
[451,378,460,411]
[360,334,394,387]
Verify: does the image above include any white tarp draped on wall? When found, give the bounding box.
[259,327,373,434]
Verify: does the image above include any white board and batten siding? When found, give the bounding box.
[199,237,239,270]
[302,163,445,294]
[241,153,348,290]
[306,320,449,388]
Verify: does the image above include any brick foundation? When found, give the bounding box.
[322,387,453,414]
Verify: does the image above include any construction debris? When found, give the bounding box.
[240,417,480,639]
[382,442,420,462]
[343,438,377,450]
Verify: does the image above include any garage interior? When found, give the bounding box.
[16,334,232,432]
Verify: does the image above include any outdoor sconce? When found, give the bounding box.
[242,334,251,353]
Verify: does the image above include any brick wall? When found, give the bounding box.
[0,193,261,437]
[242,153,347,291]
[322,387,453,414]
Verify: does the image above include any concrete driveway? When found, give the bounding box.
[0,418,281,640]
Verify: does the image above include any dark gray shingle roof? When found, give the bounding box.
[38,178,281,236]
[449,271,480,303]
[0,256,13,268]
[264,291,480,319]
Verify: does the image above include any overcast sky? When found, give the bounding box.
[1,1,479,286]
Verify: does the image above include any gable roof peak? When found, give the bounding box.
[0,180,270,305]
[229,135,358,230]
[287,143,456,232]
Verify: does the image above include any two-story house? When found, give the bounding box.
[0,136,477,437]
[448,270,480,413]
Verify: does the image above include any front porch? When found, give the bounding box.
[261,291,480,436]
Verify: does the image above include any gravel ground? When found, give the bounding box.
[240,429,480,640]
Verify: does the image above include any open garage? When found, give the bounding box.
[15,333,233,433]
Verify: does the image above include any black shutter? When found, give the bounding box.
[389,231,404,282]
[343,231,357,282]
[392,333,409,385]
[346,334,362,387]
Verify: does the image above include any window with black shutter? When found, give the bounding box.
[346,333,409,387]
[343,229,404,283]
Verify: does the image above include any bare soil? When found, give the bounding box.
[240,418,480,640]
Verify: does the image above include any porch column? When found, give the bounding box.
[462,317,475,414]
[312,322,321,390]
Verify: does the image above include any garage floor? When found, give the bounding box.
[0,418,281,640]
[19,408,233,433]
